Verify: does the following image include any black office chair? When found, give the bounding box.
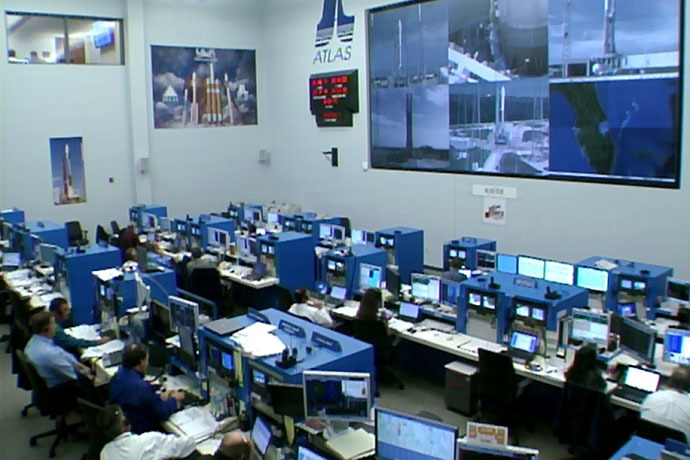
[477,349,526,444]
[76,398,107,460]
[16,349,82,458]
[352,319,404,392]
[553,381,618,460]
[110,220,121,236]
[275,285,294,312]
[636,418,687,444]
[189,268,222,314]
[65,221,88,247]
[95,225,110,245]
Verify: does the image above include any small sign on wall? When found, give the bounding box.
[482,197,506,226]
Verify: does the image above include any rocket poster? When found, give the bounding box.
[50,137,87,206]
[151,46,257,129]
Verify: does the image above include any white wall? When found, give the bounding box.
[258,0,690,278]
[0,0,136,237]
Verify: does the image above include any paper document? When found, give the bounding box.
[231,322,284,357]
[388,318,414,333]
[65,324,101,342]
[594,259,618,271]
[92,268,123,282]
[169,406,219,441]
[333,305,359,318]
[326,428,375,460]
[81,339,125,360]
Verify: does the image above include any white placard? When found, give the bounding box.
[472,184,517,199]
[466,422,509,446]
[482,197,507,225]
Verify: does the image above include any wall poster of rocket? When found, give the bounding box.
[50,137,87,206]
[151,45,257,129]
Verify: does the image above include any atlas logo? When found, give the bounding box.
[315,0,354,47]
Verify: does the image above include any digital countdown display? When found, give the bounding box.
[309,70,359,127]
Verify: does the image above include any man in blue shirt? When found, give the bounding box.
[49,297,110,353]
[25,310,92,388]
[109,344,184,434]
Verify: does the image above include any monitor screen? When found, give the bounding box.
[623,366,660,393]
[236,236,251,257]
[633,280,647,291]
[544,260,575,285]
[178,326,197,371]
[330,285,347,301]
[298,446,329,460]
[267,383,305,418]
[150,300,173,339]
[482,295,496,310]
[332,227,345,241]
[457,440,539,460]
[351,229,366,245]
[303,371,371,422]
[376,407,457,460]
[518,256,545,279]
[267,212,279,225]
[617,303,637,318]
[252,369,266,385]
[378,235,394,248]
[620,278,633,290]
[39,243,58,266]
[448,248,467,261]
[251,417,272,456]
[532,307,545,322]
[576,267,609,292]
[667,279,690,303]
[410,273,441,303]
[497,254,518,275]
[476,250,497,271]
[359,263,382,291]
[399,302,420,320]
[619,317,656,364]
[510,331,539,354]
[169,295,200,332]
[319,224,334,240]
[440,280,461,307]
[515,304,530,318]
[570,308,609,345]
[142,213,157,230]
[468,292,482,307]
[663,328,690,365]
[221,351,234,372]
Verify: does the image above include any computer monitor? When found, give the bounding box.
[331,225,345,242]
[150,300,174,339]
[319,224,334,240]
[386,266,401,300]
[456,440,539,460]
[375,407,457,460]
[448,248,467,266]
[399,302,420,321]
[663,328,690,365]
[518,256,545,279]
[570,308,610,346]
[142,213,158,230]
[617,302,637,318]
[620,277,647,293]
[303,371,371,422]
[510,331,539,354]
[410,273,441,304]
[482,294,497,310]
[267,212,280,225]
[351,229,369,245]
[667,279,690,304]
[251,417,272,456]
[476,250,497,271]
[158,216,171,232]
[619,317,656,364]
[544,260,575,285]
[330,285,347,301]
[576,267,609,292]
[359,263,382,292]
[297,446,329,460]
[236,236,251,257]
[377,235,394,248]
[38,243,58,266]
[441,279,461,307]
[267,382,305,418]
[468,292,482,308]
[208,228,229,250]
[496,254,517,275]
[169,295,200,332]
[515,302,530,319]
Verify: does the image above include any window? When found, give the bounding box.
[6,12,124,65]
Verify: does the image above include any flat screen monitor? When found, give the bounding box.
[38,243,58,266]
[267,212,280,225]
[399,302,420,321]
[377,235,394,248]
[251,417,272,456]
[267,383,305,418]
[576,267,609,292]
[221,351,234,375]
[386,267,401,299]
[158,217,171,232]
[319,224,334,240]
[208,228,229,250]
[497,254,517,275]
[411,273,441,304]
[482,294,496,310]
[236,236,251,257]
[518,256,545,279]
[663,328,690,365]
[532,307,545,322]
[375,407,457,460]
[476,250,497,271]
[169,295,200,332]
[570,308,609,345]
[544,260,575,285]
[303,371,371,422]
[448,248,467,264]
[150,300,174,339]
[298,446,329,460]
[617,303,637,318]
[351,229,373,245]
[468,292,482,307]
[142,213,157,230]
[667,279,690,303]
[456,440,539,460]
[515,303,530,318]
[619,317,656,364]
[190,224,201,237]
[440,279,461,307]
[510,331,539,354]
[330,285,347,301]
[359,263,382,292]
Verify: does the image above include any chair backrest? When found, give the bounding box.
[352,319,389,369]
[110,220,121,235]
[275,286,294,311]
[95,225,110,244]
[76,397,108,460]
[65,220,84,244]
[15,349,51,412]
[637,418,687,444]
[477,349,517,407]
[189,268,222,305]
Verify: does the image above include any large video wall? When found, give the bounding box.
[368,0,682,187]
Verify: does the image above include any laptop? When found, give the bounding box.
[137,247,163,273]
[398,302,421,323]
[325,285,347,308]
[245,261,267,281]
[204,317,245,337]
[612,366,661,403]
[506,330,539,363]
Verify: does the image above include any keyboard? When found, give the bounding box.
[612,386,649,404]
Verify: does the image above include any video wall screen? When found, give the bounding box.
[368,0,682,187]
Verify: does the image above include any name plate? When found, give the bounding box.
[278,320,306,338]
[247,309,270,324]
[311,332,342,352]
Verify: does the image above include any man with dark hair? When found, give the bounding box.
[109,344,184,434]
[288,287,333,327]
[49,297,110,352]
[442,258,468,283]
[641,366,690,441]
[98,404,196,459]
[24,310,91,388]
[186,247,216,283]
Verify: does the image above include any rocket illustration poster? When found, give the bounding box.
[151,45,257,129]
[50,137,87,206]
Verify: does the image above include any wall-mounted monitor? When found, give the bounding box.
[576,267,609,292]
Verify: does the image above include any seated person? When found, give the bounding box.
[200,431,252,460]
[641,366,690,442]
[122,247,139,272]
[120,222,141,250]
[186,247,217,282]
[288,287,334,328]
[442,257,468,282]
[564,345,606,391]
[109,344,184,434]
[49,297,110,352]
[99,404,196,460]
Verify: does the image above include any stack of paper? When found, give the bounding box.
[388,318,413,332]
[65,324,101,342]
[168,406,219,441]
[326,428,375,460]
[81,339,125,360]
[92,268,123,282]
[333,305,359,318]
[231,322,285,357]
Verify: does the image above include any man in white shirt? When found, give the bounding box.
[288,287,334,328]
[640,366,690,442]
[99,404,196,460]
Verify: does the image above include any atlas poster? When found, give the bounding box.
[152,45,257,128]
[50,136,87,206]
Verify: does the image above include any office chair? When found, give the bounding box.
[65,220,88,247]
[110,220,121,236]
[352,319,404,392]
[636,418,687,444]
[477,349,526,444]
[76,398,107,460]
[16,350,82,458]
[275,285,294,311]
[553,381,618,460]
[189,268,222,314]
[95,225,110,245]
